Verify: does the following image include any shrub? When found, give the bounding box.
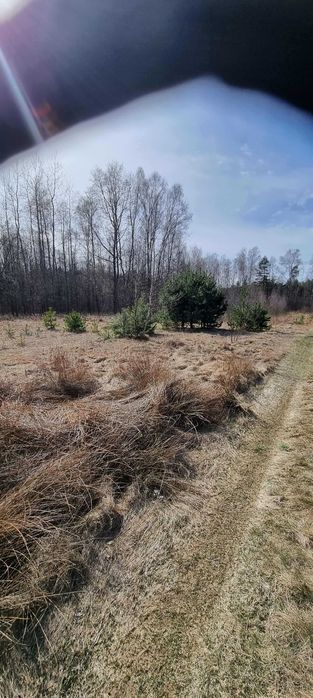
[160,270,227,329]
[294,314,305,325]
[43,308,57,330]
[111,298,156,339]
[24,323,32,336]
[155,307,177,330]
[18,332,25,347]
[99,327,113,341]
[64,311,86,333]
[228,301,271,332]
[5,324,15,339]
[91,320,100,334]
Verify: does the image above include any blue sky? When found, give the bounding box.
[9,77,313,264]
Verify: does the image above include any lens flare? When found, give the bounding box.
[0,0,30,22]
[0,47,43,143]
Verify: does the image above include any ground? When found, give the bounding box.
[0,313,312,697]
[0,313,301,387]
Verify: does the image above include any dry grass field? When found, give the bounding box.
[0,312,300,389]
[0,313,312,697]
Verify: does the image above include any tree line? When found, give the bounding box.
[0,160,190,315]
[188,246,313,313]
[0,159,312,315]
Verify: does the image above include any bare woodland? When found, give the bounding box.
[0,159,312,315]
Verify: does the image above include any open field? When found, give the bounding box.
[0,312,307,389]
[0,313,312,697]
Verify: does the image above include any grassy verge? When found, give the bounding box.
[200,335,313,697]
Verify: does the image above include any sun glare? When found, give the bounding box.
[0,0,30,22]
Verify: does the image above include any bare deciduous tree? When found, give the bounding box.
[0,158,311,316]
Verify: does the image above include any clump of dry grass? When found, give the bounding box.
[150,379,227,431]
[27,349,99,401]
[166,338,186,349]
[0,344,262,653]
[0,404,89,498]
[114,352,169,394]
[219,354,259,395]
[0,403,191,647]
[0,379,16,404]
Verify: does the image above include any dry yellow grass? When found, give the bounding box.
[0,314,310,697]
[200,337,313,697]
[0,312,301,391]
[219,353,259,394]
[0,341,259,653]
[113,352,170,394]
[28,348,100,400]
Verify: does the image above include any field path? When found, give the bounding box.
[89,333,313,697]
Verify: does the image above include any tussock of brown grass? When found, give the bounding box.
[0,404,88,496]
[0,405,191,646]
[166,338,186,349]
[150,379,227,430]
[219,354,259,395]
[0,379,15,404]
[114,352,169,394]
[0,346,261,653]
[27,349,99,400]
